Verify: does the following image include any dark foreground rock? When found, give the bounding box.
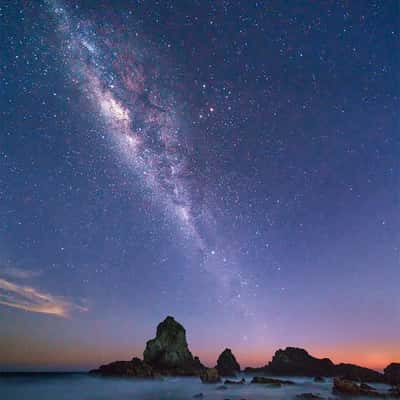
[333,377,399,397]
[200,368,220,383]
[216,348,240,377]
[385,363,400,385]
[244,347,385,382]
[389,386,400,397]
[90,357,154,377]
[143,316,205,376]
[251,376,295,385]
[296,393,323,399]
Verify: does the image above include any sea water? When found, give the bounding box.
[0,373,394,400]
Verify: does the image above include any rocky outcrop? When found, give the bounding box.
[89,357,154,377]
[332,377,396,397]
[244,347,385,382]
[215,348,240,377]
[385,363,400,385]
[335,363,384,383]
[200,368,220,383]
[266,347,335,377]
[143,316,205,376]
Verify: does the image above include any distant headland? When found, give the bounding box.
[89,316,400,397]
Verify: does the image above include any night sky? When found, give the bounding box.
[0,0,399,371]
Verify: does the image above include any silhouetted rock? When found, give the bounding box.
[90,357,154,377]
[244,347,385,382]
[200,368,220,383]
[267,347,335,377]
[216,348,240,377]
[251,376,295,385]
[314,376,325,382]
[143,316,205,375]
[335,363,384,382]
[385,363,400,385]
[193,393,203,398]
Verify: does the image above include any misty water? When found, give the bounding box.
[0,373,395,400]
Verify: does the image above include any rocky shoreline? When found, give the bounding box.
[90,316,400,398]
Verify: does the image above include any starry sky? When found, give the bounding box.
[0,0,399,372]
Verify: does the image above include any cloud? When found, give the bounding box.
[0,278,88,318]
[0,266,42,280]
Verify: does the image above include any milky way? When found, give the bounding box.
[49,1,206,250]
[47,0,257,314]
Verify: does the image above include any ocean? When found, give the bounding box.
[0,373,394,399]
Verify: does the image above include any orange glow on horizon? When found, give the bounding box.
[1,334,398,372]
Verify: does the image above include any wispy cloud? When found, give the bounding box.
[0,278,88,318]
[0,266,42,280]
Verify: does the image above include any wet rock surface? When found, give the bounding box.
[333,377,399,397]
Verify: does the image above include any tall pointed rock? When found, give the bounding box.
[143,316,205,375]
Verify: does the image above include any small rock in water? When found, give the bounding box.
[333,377,391,397]
[360,382,376,391]
[314,376,325,382]
[193,393,203,398]
[251,376,295,385]
[216,385,228,390]
[296,393,323,399]
[224,378,245,384]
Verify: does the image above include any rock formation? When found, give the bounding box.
[244,347,385,382]
[143,316,205,375]
[385,363,400,385]
[335,362,384,382]
[215,348,240,377]
[267,347,335,377]
[332,377,396,397]
[89,357,154,377]
[89,319,398,385]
